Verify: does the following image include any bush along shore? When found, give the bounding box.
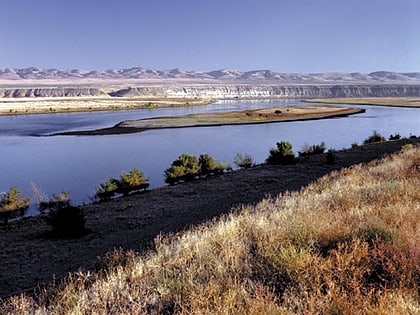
[0,134,419,314]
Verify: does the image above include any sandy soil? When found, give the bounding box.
[0,138,419,298]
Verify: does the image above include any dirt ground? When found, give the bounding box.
[0,137,419,298]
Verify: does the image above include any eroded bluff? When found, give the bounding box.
[1,84,420,99]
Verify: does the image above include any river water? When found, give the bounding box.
[0,99,419,215]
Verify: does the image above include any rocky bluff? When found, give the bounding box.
[2,84,420,99]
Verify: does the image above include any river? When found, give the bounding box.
[0,99,419,215]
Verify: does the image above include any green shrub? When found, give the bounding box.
[266,141,295,165]
[39,191,70,213]
[165,153,200,184]
[389,133,401,140]
[0,187,30,225]
[118,168,149,196]
[363,131,386,144]
[95,178,120,201]
[47,205,86,238]
[299,142,326,157]
[94,168,149,201]
[234,153,254,168]
[165,153,230,184]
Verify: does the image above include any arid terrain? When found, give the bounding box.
[0,137,418,298]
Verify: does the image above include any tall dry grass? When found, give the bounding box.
[1,145,419,314]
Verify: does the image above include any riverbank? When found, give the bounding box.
[0,96,214,115]
[0,137,418,298]
[306,97,420,108]
[55,105,363,136]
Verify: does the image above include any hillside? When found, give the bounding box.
[0,138,419,314]
[1,67,420,84]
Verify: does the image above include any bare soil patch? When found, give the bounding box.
[0,138,418,298]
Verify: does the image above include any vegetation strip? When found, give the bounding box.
[55,105,364,136]
[306,97,420,108]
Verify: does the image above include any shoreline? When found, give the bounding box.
[53,106,364,136]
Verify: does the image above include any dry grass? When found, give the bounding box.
[1,146,419,314]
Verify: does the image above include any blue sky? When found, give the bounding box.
[0,0,419,73]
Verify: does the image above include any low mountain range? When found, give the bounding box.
[1,67,420,84]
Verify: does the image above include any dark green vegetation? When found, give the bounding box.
[165,153,231,184]
[234,153,254,169]
[266,141,296,165]
[299,141,326,156]
[95,168,150,201]
[364,131,387,144]
[0,187,30,225]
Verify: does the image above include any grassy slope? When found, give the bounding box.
[1,145,419,314]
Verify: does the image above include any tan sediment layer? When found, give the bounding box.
[306,97,420,108]
[56,105,364,136]
[0,137,418,298]
[0,97,213,116]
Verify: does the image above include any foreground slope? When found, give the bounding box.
[1,140,418,314]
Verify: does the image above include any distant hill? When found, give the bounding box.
[1,67,420,84]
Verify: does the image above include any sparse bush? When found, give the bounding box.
[165,153,230,184]
[94,168,149,201]
[39,191,70,213]
[389,133,401,140]
[266,141,295,165]
[0,187,30,225]
[47,205,86,238]
[198,154,220,176]
[165,153,200,184]
[95,178,120,201]
[234,152,254,168]
[117,168,149,196]
[299,142,326,156]
[363,131,386,144]
[351,142,359,148]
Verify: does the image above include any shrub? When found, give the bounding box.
[266,141,295,165]
[299,142,326,157]
[234,153,254,168]
[389,133,401,140]
[95,178,120,201]
[363,131,386,144]
[47,205,86,238]
[165,153,200,184]
[165,153,230,184]
[39,191,70,213]
[118,168,149,196]
[0,187,30,225]
[94,168,149,201]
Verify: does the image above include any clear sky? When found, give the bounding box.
[0,0,419,73]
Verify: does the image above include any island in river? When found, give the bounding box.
[55,105,364,136]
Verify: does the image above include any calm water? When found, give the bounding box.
[0,99,419,215]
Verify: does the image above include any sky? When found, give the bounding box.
[0,0,419,73]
